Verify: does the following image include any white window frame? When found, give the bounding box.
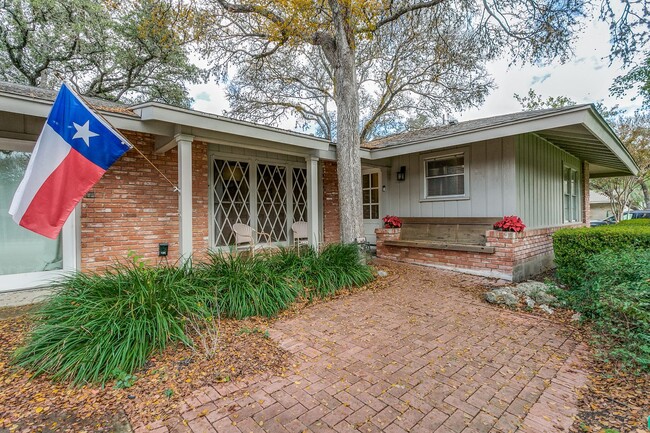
[562,162,580,223]
[420,148,470,201]
[0,138,80,292]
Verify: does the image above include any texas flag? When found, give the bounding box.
[9,83,131,239]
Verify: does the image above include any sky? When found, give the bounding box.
[186,18,642,129]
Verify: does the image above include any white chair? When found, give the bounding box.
[232,223,273,255]
[292,221,309,249]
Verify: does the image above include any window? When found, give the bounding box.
[422,150,468,199]
[362,171,380,219]
[563,164,579,223]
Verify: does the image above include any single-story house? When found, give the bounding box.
[0,81,638,300]
[590,191,613,221]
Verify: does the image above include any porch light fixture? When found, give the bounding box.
[223,163,244,182]
[396,166,406,181]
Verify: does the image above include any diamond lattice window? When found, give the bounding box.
[257,164,288,242]
[292,168,307,223]
[212,159,250,247]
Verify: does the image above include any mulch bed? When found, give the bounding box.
[0,261,397,433]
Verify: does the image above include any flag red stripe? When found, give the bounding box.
[19,148,105,239]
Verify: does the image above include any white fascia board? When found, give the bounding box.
[365,110,590,159]
[0,92,171,136]
[133,104,331,152]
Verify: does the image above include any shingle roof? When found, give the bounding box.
[0,81,138,117]
[362,105,593,149]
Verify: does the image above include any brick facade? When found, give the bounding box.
[376,225,581,281]
[80,132,209,271]
[321,160,341,245]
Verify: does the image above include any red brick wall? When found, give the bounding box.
[81,132,209,270]
[376,225,581,281]
[192,141,209,262]
[322,160,340,244]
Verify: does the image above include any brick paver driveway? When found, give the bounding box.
[140,262,588,433]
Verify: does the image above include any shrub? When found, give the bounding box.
[617,219,650,226]
[199,252,301,319]
[13,261,213,385]
[553,250,650,370]
[300,243,374,298]
[553,224,650,288]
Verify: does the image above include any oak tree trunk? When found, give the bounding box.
[320,1,364,244]
[640,179,650,209]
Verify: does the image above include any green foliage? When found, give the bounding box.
[553,250,650,371]
[113,368,138,389]
[299,243,374,299]
[13,260,213,385]
[14,244,374,385]
[199,253,301,319]
[553,225,650,288]
[617,219,650,226]
[0,0,204,106]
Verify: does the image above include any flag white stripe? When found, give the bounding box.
[9,124,72,223]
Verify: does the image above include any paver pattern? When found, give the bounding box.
[138,262,588,433]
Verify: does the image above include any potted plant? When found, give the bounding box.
[493,216,526,232]
[382,215,402,229]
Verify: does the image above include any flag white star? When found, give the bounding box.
[72,120,99,147]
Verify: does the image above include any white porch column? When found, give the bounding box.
[306,156,320,248]
[176,134,193,264]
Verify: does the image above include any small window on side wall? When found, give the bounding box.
[422,150,468,200]
[563,163,580,223]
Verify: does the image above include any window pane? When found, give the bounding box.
[362,189,370,204]
[370,188,378,204]
[427,155,464,177]
[363,205,370,219]
[371,173,378,188]
[427,175,464,197]
[371,205,379,220]
[213,159,250,246]
[362,174,370,188]
[0,150,62,275]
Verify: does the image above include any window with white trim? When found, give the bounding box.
[563,164,579,223]
[422,150,468,199]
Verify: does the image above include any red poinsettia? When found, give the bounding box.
[383,215,402,228]
[493,215,526,232]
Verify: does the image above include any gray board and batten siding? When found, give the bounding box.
[515,133,581,229]
[383,137,517,219]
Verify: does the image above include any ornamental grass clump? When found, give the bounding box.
[199,252,301,319]
[298,243,374,299]
[13,260,214,385]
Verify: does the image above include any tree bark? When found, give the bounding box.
[640,179,650,209]
[322,1,363,244]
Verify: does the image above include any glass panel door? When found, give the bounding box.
[257,164,288,242]
[0,150,62,275]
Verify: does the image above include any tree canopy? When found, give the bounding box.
[0,0,204,107]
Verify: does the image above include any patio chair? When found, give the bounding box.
[291,221,309,249]
[232,223,275,255]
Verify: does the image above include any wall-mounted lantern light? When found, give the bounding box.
[396,166,406,182]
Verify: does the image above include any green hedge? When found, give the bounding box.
[553,250,650,370]
[553,224,650,287]
[617,218,650,226]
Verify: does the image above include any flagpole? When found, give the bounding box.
[61,80,180,193]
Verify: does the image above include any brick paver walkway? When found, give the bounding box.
[138,263,588,433]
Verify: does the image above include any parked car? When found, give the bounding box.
[590,210,650,227]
